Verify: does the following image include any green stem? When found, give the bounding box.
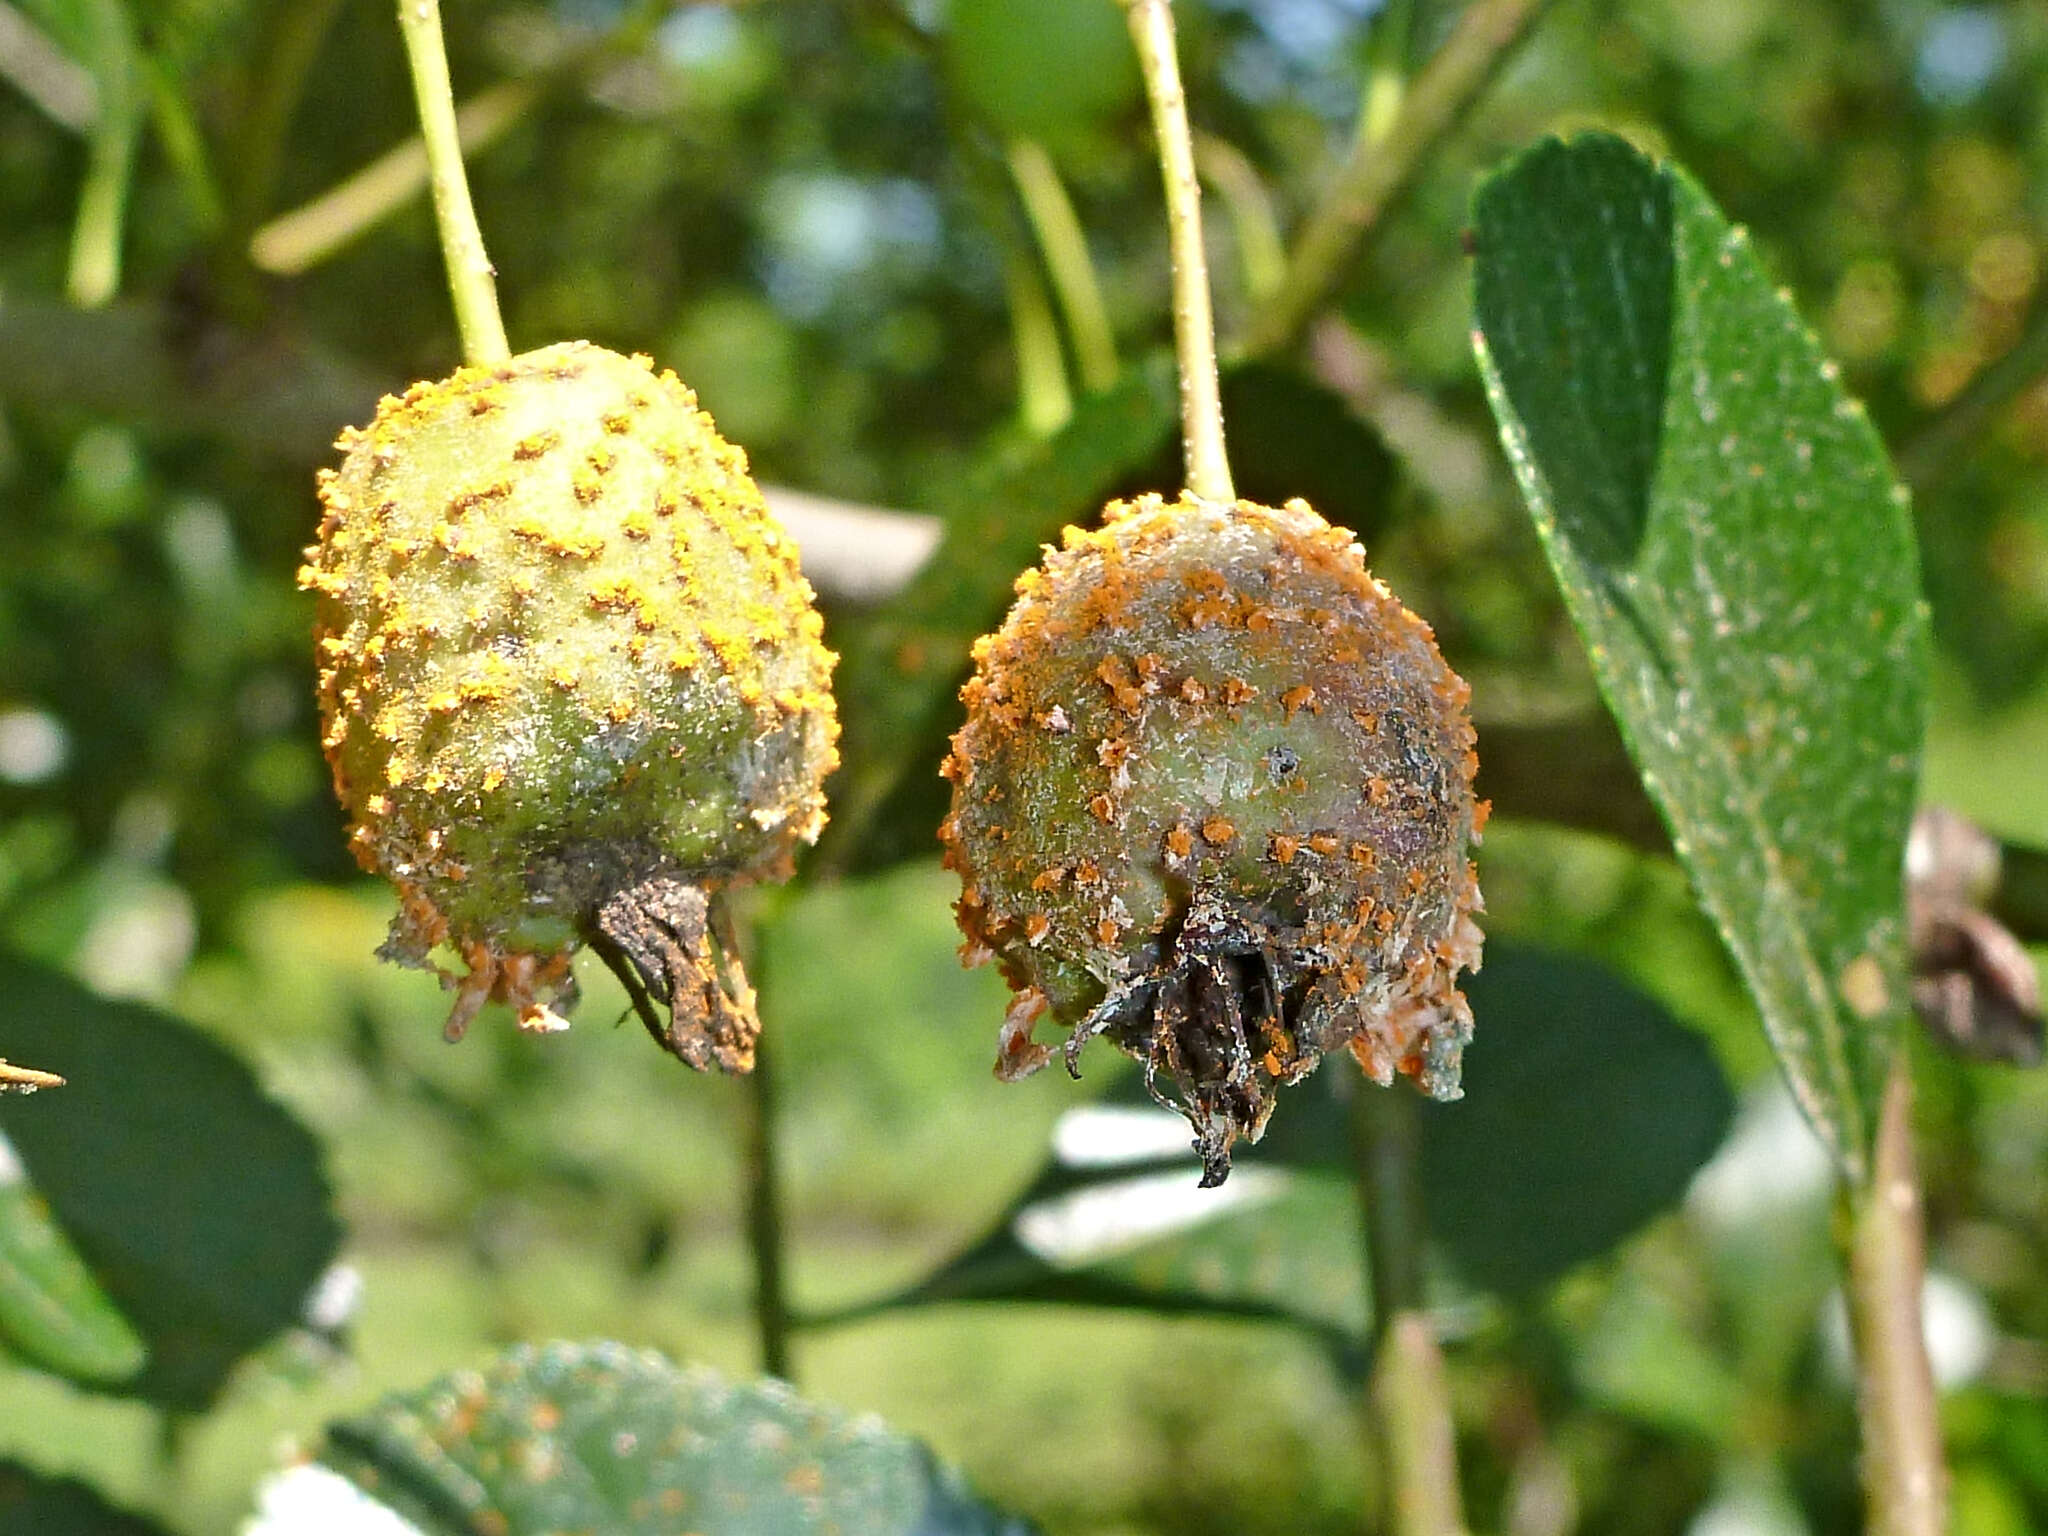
[65,116,133,308]
[1003,242,1076,436]
[733,910,794,1383]
[226,0,346,245]
[1245,0,1552,357]
[1356,1083,1425,1317]
[252,79,538,276]
[1352,1085,1466,1536]
[1122,0,1234,503]
[1359,0,1416,144]
[1896,292,2048,489]
[393,0,509,364]
[1008,139,1120,393]
[144,56,222,234]
[1193,131,1286,310]
[1842,1055,1948,1536]
[741,1031,794,1380]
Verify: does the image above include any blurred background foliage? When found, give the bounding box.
[0,0,2045,1533]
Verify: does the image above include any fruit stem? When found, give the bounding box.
[393,0,509,364]
[1841,1054,1947,1536]
[1122,0,1234,504]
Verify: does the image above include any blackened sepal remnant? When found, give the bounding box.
[1061,890,1312,1187]
[588,877,759,1073]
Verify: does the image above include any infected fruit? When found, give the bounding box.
[301,341,837,1068]
[941,493,1483,1183]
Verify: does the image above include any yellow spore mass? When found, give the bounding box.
[941,494,1484,1184]
[301,342,838,1066]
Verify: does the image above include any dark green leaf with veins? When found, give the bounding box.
[1472,134,1930,1184]
[0,956,341,1407]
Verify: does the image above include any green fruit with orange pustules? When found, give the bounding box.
[940,492,1484,1184]
[301,341,837,1068]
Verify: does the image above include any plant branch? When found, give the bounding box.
[1245,0,1554,358]
[1123,0,1233,502]
[1002,240,1076,435]
[739,1027,794,1381]
[1352,1084,1466,1536]
[1008,138,1120,394]
[1842,1054,1947,1536]
[393,0,508,364]
[1896,291,2048,489]
[67,109,134,308]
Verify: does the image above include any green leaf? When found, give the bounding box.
[1471,133,1930,1185]
[313,1342,1034,1536]
[0,955,341,1408]
[1244,943,1734,1295]
[1414,944,1735,1293]
[0,1461,175,1536]
[0,1162,147,1385]
[817,944,1730,1331]
[1570,1273,1746,1443]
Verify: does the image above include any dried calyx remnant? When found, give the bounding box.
[942,493,1484,1184]
[301,341,838,1068]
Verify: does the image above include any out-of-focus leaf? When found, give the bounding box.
[313,1342,1035,1536]
[1245,944,1734,1294]
[1571,1274,1745,1443]
[1415,945,1734,1293]
[128,0,260,77]
[819,944,1729,1331]
[822,355,1396,874]
[1471,133,1929,1186]
[944,0,1138,143]
[0,1142,147,1384]
[0,956,341,1408]
[0,1461,174,1536]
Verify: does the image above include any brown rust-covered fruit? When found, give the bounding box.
[300,342,838,1067]
[941,493,1483,1183]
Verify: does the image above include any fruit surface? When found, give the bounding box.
[941,493,1483,1182]
[301,341,837,1064]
